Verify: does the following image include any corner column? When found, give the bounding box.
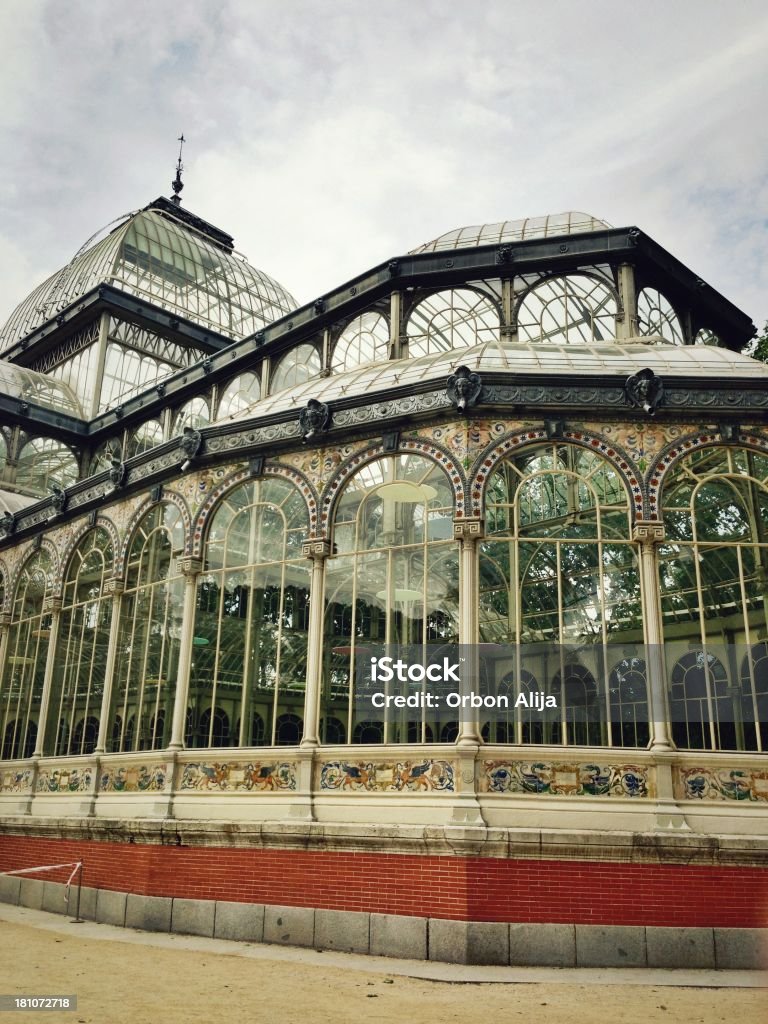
[634,522,688,831]
[617,262,639,339]
[95,578,124,754]
[169,557,202,751]
[300,539,331,747]
[454,518,484,745]
[33,597,62,757]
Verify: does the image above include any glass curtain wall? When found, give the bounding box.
[659,446,768,750]
[189,477,311,748]
[0,550,54,759]
[322,455,458,744]
[46,528,114,755]
[479,444,645,746]
[108,504,185,752]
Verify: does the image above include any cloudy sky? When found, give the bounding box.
[1,0,766,337]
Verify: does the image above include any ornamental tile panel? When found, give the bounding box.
[319,759,455,792]
[676,766,768,803]
[0,767,33,793]
[36,766,94,793]
[481,760,651,797]
[99,763,169,793]
[179,761,297,792]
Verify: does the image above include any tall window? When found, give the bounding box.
[46,528,114,755]
[406,288,499,358]
[659,446,768,750]
[517,274,617,344]
[638,288,683,345]
[271,344,322,393]
[323,454,458,743]
[190,478,311,747]
[108,504,185,752]
[1,550,54,759]
[16,438,78,496]
[479,444,644,746]
[332,312,389,372]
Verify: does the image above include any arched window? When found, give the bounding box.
[332,312,389,372]
[173,397,210,434]
[517,274,617,344]
[275,712,303,745]
[659,446,768,750]
[480,443,642,746]
[108,503,185,752]
[125,419,164,459]
[323,453,458,744]
[89,440,122,476]
[46,527,114,756]
[0,549,55,760]
[217,372,262,419]
[195,707,229,747]
[191,477,311,747]
[72,716,99,755]
[16,438,78,496]
[637,288,683,345]
[481,667,545,744]
[609,657,649,748]
[270,344,322,393]
[406,288,499,358]
[319,716,346,744]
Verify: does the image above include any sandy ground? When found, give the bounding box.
[1,910,766,1024]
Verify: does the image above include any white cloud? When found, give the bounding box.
[0,0,766,331]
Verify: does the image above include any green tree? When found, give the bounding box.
[750,320,768,362]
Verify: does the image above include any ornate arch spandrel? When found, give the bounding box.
[647,431,768,521]
[468,427,644,521]
[191,462,319,556]
[319,437,467,536]
[115,489,192,578]
[55,515,121,590]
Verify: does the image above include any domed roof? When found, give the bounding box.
[215,338,768,425]
[0,198,298,351]
[410,211,611,253]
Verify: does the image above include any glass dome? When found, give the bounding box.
[0,202,298,350]
[410,211,611,253]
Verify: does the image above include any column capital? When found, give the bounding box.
[302,538,332,561]
[454,517,485,541]
[0,612,10,628]
[43,596,62,614]
[633,521,665,544]
[176,556,204,577]
[103,577,125,597]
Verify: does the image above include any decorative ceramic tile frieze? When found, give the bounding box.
[99,763,168,793]
[179,761,297,792]
[676,766,768,803]
[36,766,94,793]
[0,767,33,793]
[481,760,650,797]
[319,759,455,792]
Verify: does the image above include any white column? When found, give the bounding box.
[455,518,484,746]
[389,291,402,358]
[33,597,62,757]
[634,523,673,751]
[95,579,124,754]
[90,311,111,418]
[617,262,638,340]
[300,540,330,747]
[168,557,202,751]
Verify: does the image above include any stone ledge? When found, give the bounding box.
[0,882,765,969]
[2,817,767,866]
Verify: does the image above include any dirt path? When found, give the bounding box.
[2,914,765,1024]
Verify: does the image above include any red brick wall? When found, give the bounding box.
[1,834,766,928]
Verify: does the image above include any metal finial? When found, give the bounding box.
[171,133,185,205]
